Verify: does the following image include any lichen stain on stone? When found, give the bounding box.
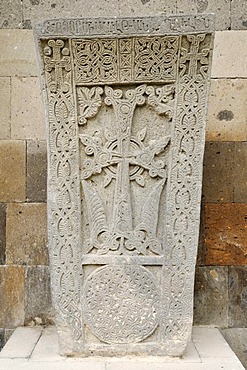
[210,269,219,280]
[197,0,208,13]
[217,110,234,121]
[242,20,247,28]
[141,0,150,4]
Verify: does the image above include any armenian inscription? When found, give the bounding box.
[35,15,214,356]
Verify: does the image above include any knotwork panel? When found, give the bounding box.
[35,15,214,356]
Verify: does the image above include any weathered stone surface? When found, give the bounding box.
[194,266,228,326]
[0,329,4,351]
[202,142,234,202]
[211,31,247,78]
[0,0,22,28]
[35,15,214,356]
[0,140,26,202]
[231,0,247,30]
[177,0,230,31]
[11,77,46,140]
[206,79,247,141]
[119,0,176,17]
[0,30,37,77]
[0,77,11,139]
[234,142,247,203]
[6,203,48,265]
[0,266,25,328]
[205,203,247,266]
[23,0,119,27]
[0,203,6,265]
[25,266,53,326]
[27,141,47,202]
[229,267,247,327]
[221,328,247,369]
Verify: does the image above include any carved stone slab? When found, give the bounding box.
[35,15,214,356]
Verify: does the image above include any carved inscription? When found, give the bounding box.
[37,16,214,356]
[83,265,160,344]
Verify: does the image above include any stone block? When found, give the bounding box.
[0,140,26,202]
[11,77,46,140]
[231,0,247,30]
[27,141,47,202]
[0,203,6,265]
[234,142,247,203]
[0,329,4,351]
[206,79,247,141]
[6,203,48,266]
[119,0,176,17]
[202,142,234,202]
[23,0,119,27]
[229,267,247,327]
[221,328,247,369]
[0,0,22,28]
[204,203,247,266]
[0,30,37,77]
[193,266,228,326]
[212,31,247,78]
[0,77,11,139]
[25,266,53,326]
[0,266,25,328]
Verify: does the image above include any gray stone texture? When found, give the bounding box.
[193,266,229,326]
[0,0,22,29]
[234,142,247,202]
[25,266,53,326]
[202,142,234,202]
[229,267,247,327]
[231,0,247,30]
[27,140,47,202]
[0,203,6,265]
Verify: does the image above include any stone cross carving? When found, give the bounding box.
[35,15,214,356]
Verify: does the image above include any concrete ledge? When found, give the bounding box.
[0,326,245,370]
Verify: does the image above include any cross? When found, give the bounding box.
[43,39,71,92]
[181,34,209,77]
[80,85,170,237]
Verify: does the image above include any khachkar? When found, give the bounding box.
[35,15,214,356]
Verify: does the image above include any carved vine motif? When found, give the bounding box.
[79,84,174,256]
[42,39,82,340]
[163,34,212,341]
[72,36,179,84]
[83,265,160,344]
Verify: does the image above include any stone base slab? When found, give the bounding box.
[0,326,244,370]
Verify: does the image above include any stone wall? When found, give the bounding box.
[0,0,246,348]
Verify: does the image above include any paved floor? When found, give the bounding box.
[0,326,245,370]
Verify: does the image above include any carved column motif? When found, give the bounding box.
[35,15,214,356]
[41,39,82,343]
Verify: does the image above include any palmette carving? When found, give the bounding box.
[37,19,214,355]
[79,85,172,256]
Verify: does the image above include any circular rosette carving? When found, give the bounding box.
[83,265,160,344]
